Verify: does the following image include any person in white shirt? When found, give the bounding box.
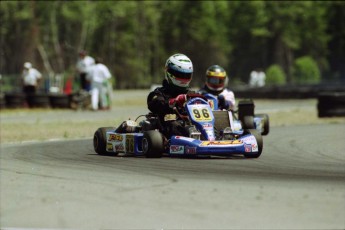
[249,68,266,87]
[87,57,112,110]
[199,65,236,111]
[76,50,95,91]
[22,62,42,94]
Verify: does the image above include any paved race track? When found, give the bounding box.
[1,124,344,229]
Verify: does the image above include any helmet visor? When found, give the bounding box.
[168,67,192,80]
[208,76,225,85]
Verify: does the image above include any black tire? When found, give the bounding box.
[49,94,71,108]
[243,129,263,158]
[0,93,5,109]
[142,130,164,158]
[243,115,255,129]
[5,92,26,108]
[318,92,345,117]
[27,93,50,108]
[256,113,270,135]
[93,127,117,156]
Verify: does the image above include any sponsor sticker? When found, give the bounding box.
[164,114,177,121]
[170,145,184,154]
[175,136,195,142]
[242,135,256,143]
[185,146,197,154]
[202,123,213,129]
[208,100,215,110]
[251,143,258,152]
[244,144,252,152]
[106,143,113,151]
[242,135,258,152]
[125,135,134,153]
[108,134,123,142]
[200,140,242,146]
[115,143,125,152]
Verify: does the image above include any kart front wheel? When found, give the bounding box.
[142,130,164,158]
[243,129,263,158]
[94,127,117,156]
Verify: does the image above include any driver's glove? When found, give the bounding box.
[169,94,187,108]
[218,94,230,110]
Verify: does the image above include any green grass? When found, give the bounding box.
[1,93,344,144]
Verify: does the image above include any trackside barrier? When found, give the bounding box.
[2,85,345,116]
[317,92,345,117]
[232,85,345,99]
[230,84,345,118]
[2,90,95,109]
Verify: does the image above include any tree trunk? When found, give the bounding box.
[51,1,64,73]
[28,1,39,66]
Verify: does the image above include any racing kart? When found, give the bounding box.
[204,93,269,136]
[93,93,264,158]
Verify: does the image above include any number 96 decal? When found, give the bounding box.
[191,108,212,121]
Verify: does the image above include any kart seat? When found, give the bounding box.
[213,110,231,132]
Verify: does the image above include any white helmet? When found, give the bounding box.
[165,54,193,88]
[24,62,32,69]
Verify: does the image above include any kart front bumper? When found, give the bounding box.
[169,135,259,157]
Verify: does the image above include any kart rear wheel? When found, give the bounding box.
[242,115,255,129]
[256,113,270,135]
[94,127,117,156]
[243,129,263,158]
[142,130,164,158]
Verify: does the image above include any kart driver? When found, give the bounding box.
[147,53,195,138]
[199,65,236,111]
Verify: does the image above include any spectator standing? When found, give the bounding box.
[249,68,266,87]
[76,50,95,91]
[22,62,42,94]
[87,57,112,111]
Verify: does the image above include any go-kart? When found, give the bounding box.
[204,93,269,136]
[93,93,264,158]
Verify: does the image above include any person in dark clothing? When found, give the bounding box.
[147,53,194,138]
[76,50,95,91]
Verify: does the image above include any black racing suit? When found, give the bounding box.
[147,80,194,138]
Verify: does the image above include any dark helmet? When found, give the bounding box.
[205,65,227,92]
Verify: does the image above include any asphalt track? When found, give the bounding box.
[1,123,344,229]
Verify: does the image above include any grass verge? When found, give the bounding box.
[1,96,344,144]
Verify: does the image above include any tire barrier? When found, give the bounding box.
[26,93,50,108]
[3,92,72,109]
[232,84,345,99]
[69,91,91,110]
[0,93,5,109]
[49,94,71,108]
[317,92,345,117]
[4,92,26,108]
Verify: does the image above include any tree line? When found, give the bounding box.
[1,1,344,89]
